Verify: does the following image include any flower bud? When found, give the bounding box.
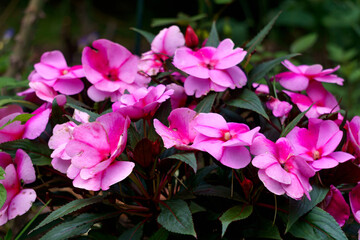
[185,25,199,49]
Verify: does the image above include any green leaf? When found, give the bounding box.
[127,125,142,149]
[0,99,37,110]
[40,213,111,240]
[0,139,52,166]
[0,184,6,210]
[15,200,51,240]
[206,22,220,47]
[167,153,197,172]
[248,53,300,85]
[0,113,34,130]
[194,184,246,202]
[4,229,12,240]
[219,205,253,237]
[214,0,233,4]
[189,201,206,214]
[246,11,281,54]
[148,228,169,240]
[157,199,196,238]
[66,103,99,122]
[227,88,269,120]
[280,104,313,137]
[118,222,143,240]
[0,166,5,180]
[194,92,216,113]
[290,33,318,53]
[288,207,347,240]
[130,28,155,44]
[0,77,29,89]
[286,184,329,232]
[32,195,105,232]
[243,217,281,239]
[151,13,206,27]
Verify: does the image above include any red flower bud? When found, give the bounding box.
[185,25,199,49]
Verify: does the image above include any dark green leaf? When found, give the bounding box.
[194,184,246,202]
[0,184,6,210]
[194,92,216,113]
[0,77,29,89]
[206,22,220,47]
[32,195,105,232]
[40,213,111,240]
[227,88,269,120]
[151,13,206,27]
[219,205,253,237]
[243,217,281,239]
[118,222,143,240]
[0,114,34,130]
[280,104,314,137]
[190,164,218,188]
[246,11,281,54]
[189,201,206,214]
[0,99,37,110]
[66,103,99,122]
[214,0,233,4]
[148,228,169,240]
[157,199,196,237]
[287,184,329,232]
[127,125,142,149]
[0,139,52,166]
[167,152,197,172]
[290,33,318,53]
[130,28,155,44]
[248,53,299,85]
[4,229,12,240]
[288,207,347,240]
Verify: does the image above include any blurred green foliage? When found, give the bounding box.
[1,0,360,115]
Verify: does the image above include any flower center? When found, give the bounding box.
[106,69,119,81]
[223,132,231,141]
[61,69,69,75]
[313,150,321,160]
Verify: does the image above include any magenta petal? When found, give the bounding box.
[101,161,135,190]
[87,85,113,102]
[152,25,185,56]
[0,152,12,169]
[34,63,60,80]
[65,141,104,168]
[311,157,339,170]
[192,136,224,160]
[224,66,247,88]
[278,73,309,91]
[349,184,360,224]
[66,164,80,179]
[53,78,84,95]
[327,152,354,163]
[40,50,67,69]
[195,113,228,137]
[7,189,36,220]
[250,135,276,156]
[184,76,211,98]
[220,146,251,169]
[265,163,292,184]
[51,158,71,174]
[23,106,51,140]
[14,149,36,184]
[208,69,234,88]
[73,172,102,191]
[213,39,246,69]
[322,186,350,227]
[80,159,112,180]
[258,169,285,195]
[252,154,278,169]
[282,174,304,200]
[173,47,210,78]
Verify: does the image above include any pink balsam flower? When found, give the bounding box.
[275,60,343,91]
[191,113,260,169]
[266,97,292,124]
[29,50,85,102]
[82,39,149,102]
[251,136,315,200]
[173,39,247,97]
[138,25,185,76]
[112,84,173,121]
[61,112,134,191]
[154,108,198,150]
[345,116,360,158]
[284,82,340,119]
[287,118,354,171]
[350,183,360,224]
[0,104,51,144]
[319,185,350,227]
[0,150,36,225]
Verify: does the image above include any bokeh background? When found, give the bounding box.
[1,0,360,115]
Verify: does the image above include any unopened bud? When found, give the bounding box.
[185,25,199,49]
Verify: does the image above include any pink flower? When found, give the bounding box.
[350,183,360,224]
[49,110,90,174]
[284,82,340,119]
[275,60,343,91]
[266,97,292,124]
[251,136,315,199]
[286,118,354,171]
[154,108,198,150]
[138,25,185,76]
[345,116,360,158]
[58,112,134,191]
[319,185,350,227]
[173,39,247,97]
[82,39,149,102]
[0,104,51,144]
[112,85,173,121]
[166,83,187,109]
[0,150,36,226]
[29,51,85,102]
[191,113,260,169]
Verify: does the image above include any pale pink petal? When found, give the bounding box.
[209,69,235,88]
[250,134,276,156]
[265,163,292,184]
[40,50,67,69]
[53,78,84,95]
[194,113,228,137]
[29,81,57,102]
[66,164,80,179]
[101,161,135,190]
[282,174,304,200]
[258,169,285,195]
[220,146,251,169]
[65,141,104,168]
[252,154,278,169]
[224,66,247,88]
[51,158,71,174]
[152,25,185,56]
[278,73,309,91]
[327,152,354,163]
[192,136,224,160]
[184,76,211,98]
[14,149,35,184]
[87,85,113,102]
[282,60,301,74]
[303,64,323,75]
[73,172,102,191]
[311,157,339,170]
[173,47,210,78]
[80,159,112,180]
[7,189,36,220]
[23,106,51,140]
[213,39,247,69]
